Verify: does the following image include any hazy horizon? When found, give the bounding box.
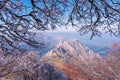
[37,32,120,56]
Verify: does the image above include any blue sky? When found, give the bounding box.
[21,0,75,32]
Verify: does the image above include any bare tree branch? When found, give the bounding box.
[0,0,120,52]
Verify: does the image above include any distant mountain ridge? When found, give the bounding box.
[43,39,99,59]
[38,32,120,56]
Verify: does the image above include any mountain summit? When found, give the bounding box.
[42,40,103,80]
[47,39,100,57]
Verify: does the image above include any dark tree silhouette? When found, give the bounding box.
[0,0,120,52]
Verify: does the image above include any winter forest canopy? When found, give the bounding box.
[0,0,120,52]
